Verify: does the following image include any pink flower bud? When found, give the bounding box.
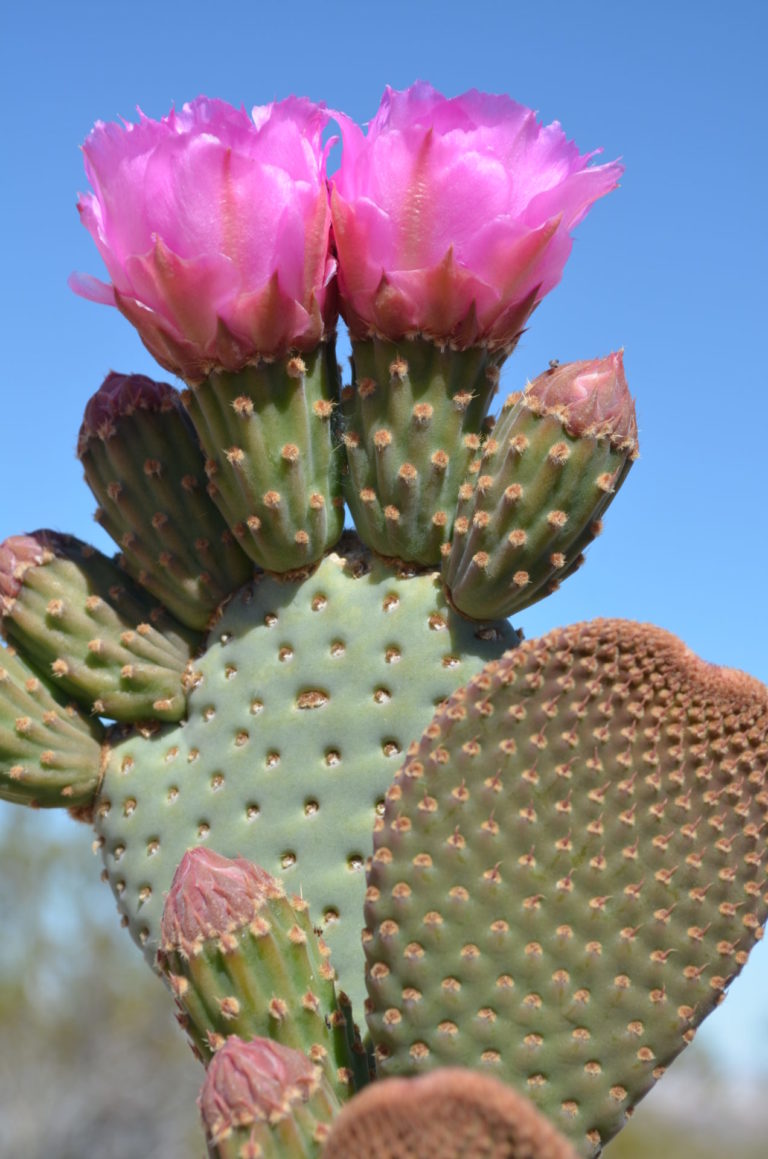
[331,83,622,352]
[160,848,279,956]
[525,351,638,448]
[199,1036,318,1140]
[71,97,337,381]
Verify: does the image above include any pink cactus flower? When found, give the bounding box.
[330,83,623,351]
[71,97,337,382]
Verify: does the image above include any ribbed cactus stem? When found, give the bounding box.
[182,344,344,573]
[0,531,196,721]
[78,372,253,630]
[199,1036,340,1158]
[341,336,505,565]
[158,849,356,1097]
[442,354,638,620]
[0,643,103,808]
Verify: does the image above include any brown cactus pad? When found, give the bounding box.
[322,1068,578,1158]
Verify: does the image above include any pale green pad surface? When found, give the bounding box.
[94,543,514,1014]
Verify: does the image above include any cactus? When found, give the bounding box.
[157,848,358,1094]
[322,1068,579,1158]
[1,82,766,1159]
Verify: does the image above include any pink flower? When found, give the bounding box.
[330,83,623,351]
[71,97,337,381]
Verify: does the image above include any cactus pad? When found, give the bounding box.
[94,535,515,1015]
[322,1068,579,1159]
[363,619,768,1154]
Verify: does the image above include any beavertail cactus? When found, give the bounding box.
[1,81,765,1158]
[322,1068,579,1158]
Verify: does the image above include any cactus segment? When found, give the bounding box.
[199,1036,340,1159]
[0,643,103,808]
[341,337,504,565]
[78,372,253,630]
[442,357,638,620]
[93,534,515,1015]
[322,1068,579,1158]
[157,849,356,1096]
[0,532,197,722]
[363,619,768,1155]
[182,344,344,573]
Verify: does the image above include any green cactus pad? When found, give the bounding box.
[199,1036,340,1159]
[183,344,345,573]
[363,619,768,1155]
[94,535,515,1016]
[0,643,103,808]
[322,1068,579,1159]
[78,372,253,631]
[341,337,504,565]
[0,532,197,722]
[158,849,355,1096]
[442,392,637,620]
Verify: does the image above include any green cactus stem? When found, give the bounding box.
[322,1068,579,1159]
[199,1036,340,1159]
[341,336,505,565]
[157,848,356,1097]
[93,534,515,1015]
[0,643,103,808]
[0,532,197,722]
[78,372,253,631]
[363,619,768,1155]
[442,355,638,620]
[182,343,344,574]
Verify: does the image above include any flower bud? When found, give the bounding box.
[199,1036,320,1132]
[160,848,277,958]
[525,351,637,449]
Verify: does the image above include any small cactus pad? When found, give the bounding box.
[341,336,504,564]
[322,1068,579,1159]
[94,535,515,1016]
[158,849,355,1095]
[199,1036,340,1159]
[0,643,103,808]
[0,531,197,721]
[78,371,253,630]
[363,619,768,1155]
[183,344,345,573]
[442,355,638,620]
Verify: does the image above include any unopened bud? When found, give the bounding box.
[526,351,637,448]
[160,848,279,956]
[199,1036,319,1140]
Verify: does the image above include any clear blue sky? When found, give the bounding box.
[1,0,766,1083]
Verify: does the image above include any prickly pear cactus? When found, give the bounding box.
[2,82,767,1159]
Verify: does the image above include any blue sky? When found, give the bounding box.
[1,0,766,1087]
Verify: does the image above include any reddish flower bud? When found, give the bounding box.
[77,372,178,454]
[525,351,638,449]
[198,1036,319,1141]
[160,848,280,957]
